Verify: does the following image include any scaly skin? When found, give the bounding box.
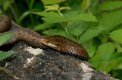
[41,35,89,60]
[0,15,89,60]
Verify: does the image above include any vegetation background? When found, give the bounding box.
[0,0,122,79]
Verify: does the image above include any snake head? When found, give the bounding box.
[40,36,60,50]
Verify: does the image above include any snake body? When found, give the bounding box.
[0,15,89,60]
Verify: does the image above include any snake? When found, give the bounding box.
[0,15,89,61]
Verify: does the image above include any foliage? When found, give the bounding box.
[0,51,15,62]
[0,32,15,62]
[0,0,122,79]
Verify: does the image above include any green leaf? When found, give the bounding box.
[67,21,88,36]
[114,43,122,53]
[109,29,122,45]
[100,10,122,32]
[41,0,66,5]
[0,51,15,62]
[0,0,14,11]
[43,29,67,37]
[34,23,53,31]
[116,63,122,69]
[83,40,97,57]
[18,11,30,24]
[79,25,104,43]
[89,42,118,73]
[64,11,98,22]
[99,1,122,11]
[95,42,115,60]
[33,11,65,23]
[97,53,122,72]
[0,32,13,46]
[33,11,97,23]
[59,6,71,11]
[44,4,59,11]
[81,0,91,11]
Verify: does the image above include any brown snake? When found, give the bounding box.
[0,15,89,60]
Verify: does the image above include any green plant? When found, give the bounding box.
[0,32,15,62]
[0,0,122,79]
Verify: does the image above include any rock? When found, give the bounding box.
[0,42,116,80]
